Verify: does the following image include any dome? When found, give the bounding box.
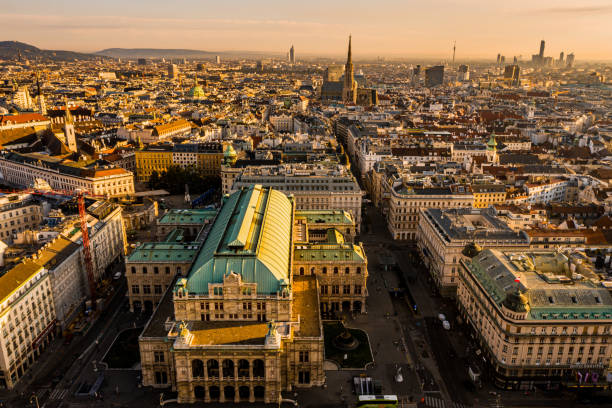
[187,75,206,100]
[462,242,482,258]
[503,288,530,313]
[187,85,206,100]
[224,144,237,158]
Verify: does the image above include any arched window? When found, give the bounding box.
[238,359,249,377]
[322,267,327,274]
[131,266,136,274]
[142,267,148,274]
[356,267,361,274]
[222,359,235,378]
[191,359,204,378]
[345,267,350,274]
[333,267,339,274]
[207,359,219,378]
[299,267,304,275]
[253,359,265,378]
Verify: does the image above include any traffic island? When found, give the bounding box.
[323,322,373,369]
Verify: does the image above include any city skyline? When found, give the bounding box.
[1,0,611,60]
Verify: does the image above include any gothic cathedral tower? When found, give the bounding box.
[342,35,357,103]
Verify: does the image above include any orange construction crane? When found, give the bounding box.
[78,192,97,309]
[1,187,102,308]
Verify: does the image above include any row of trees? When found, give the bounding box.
[147,166,221,195]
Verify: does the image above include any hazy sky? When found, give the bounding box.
[1,0,611,60]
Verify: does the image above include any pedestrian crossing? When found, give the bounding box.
[423,395,470,408]
[48,388,70,401]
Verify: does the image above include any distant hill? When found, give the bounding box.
[0,41,104,61]
[96,48,282,59]
[96,48,216,59]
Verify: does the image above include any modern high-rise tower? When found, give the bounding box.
[289,45,295,64]
[539,40,545,59]
[168,64,178,79]
[342,36,356,103]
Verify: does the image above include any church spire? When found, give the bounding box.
[343,35,355,103]
[347,35,352,64]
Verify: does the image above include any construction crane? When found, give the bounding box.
[78,192,97,310]
[1,187,101,308]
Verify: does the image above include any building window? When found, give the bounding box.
[322,267,327,274]
[333,267,338,274]
[142,267,147,274]
[154,351,165,363]
[298,371,310,384]
[154,267,159,274]
[154,285,162,294]
[299,351,309,362]
[332,285,339,295]
[131,266,136,274]
[165,267,170,274]
[131,285,139,294]
[343,285,350,295]
[320,285,328,295]
[143,285,151,294]
[154,371,168,385]
[356,267,361,274]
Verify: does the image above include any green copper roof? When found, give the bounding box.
[487,134,497,150]
[183,185,293,294]
[158,209,217,225]
[128,242,199,263]
[294,243,365,263]
[295,210,353,225]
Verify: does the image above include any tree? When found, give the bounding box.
[148,171,160,190]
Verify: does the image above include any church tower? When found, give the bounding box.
[63,99,77,153]
[342,35,356,103]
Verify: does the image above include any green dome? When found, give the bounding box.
[187,85,206,99]
[187,75,206,100]
[224,144,237,158]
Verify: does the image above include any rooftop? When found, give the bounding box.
[184,185,293,295]
[466,249,612,321]
[0,260,43,305]
[295,210,354,225]
[158,208,218,225]
[127,242,200,263]
[292,275,321,338]
[424,207,528,244]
